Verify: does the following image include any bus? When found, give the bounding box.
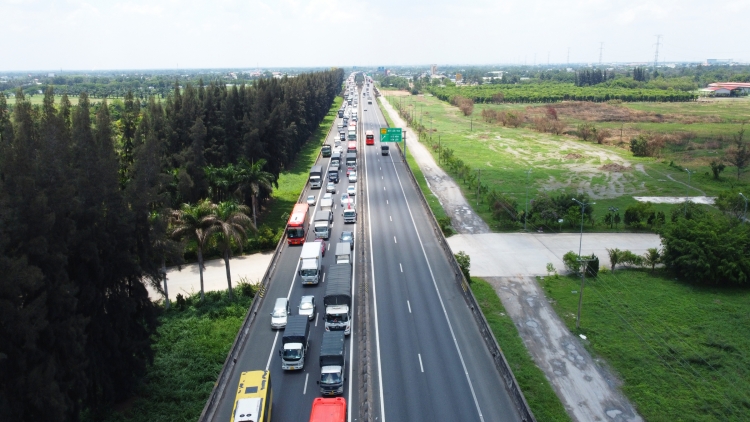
[286,203,309,245]
[309,397,346,422]
[365,130,374,145]
[231,370,273,422]
[347,141,357,154]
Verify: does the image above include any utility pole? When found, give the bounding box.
[524,168,532,231]
[654,35,662,71]
[599,42,604,65]
[576,257,594,329]
[477,169,481,206]
[684,168,695,216]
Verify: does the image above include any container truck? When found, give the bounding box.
[313,210,333,240]
[280,315,310,370]
[318,331,346,396]
[324,264,352,335]
[299,241,323,284]
[309,165,323,189]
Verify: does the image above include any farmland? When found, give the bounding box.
[382,92,747,232]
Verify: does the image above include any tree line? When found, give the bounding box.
[0,68,343,421]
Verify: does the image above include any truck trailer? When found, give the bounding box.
[299,241,323,284]
[324,264,352,335]
[280,315,310,370]
[318,331,346,396]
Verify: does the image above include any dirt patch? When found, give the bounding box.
[543,101,722,124]
[599,163,632,172]
[564,153,583,159]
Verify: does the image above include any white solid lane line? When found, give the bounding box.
[386,123,486,422]
[400,263,403,273]
[303,373,309,395]
[407,300,412,313]
[418,354,424,373]
[394,236,397,244]
[369,92,387,422]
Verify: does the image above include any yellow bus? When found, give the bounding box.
[231,370,273,422]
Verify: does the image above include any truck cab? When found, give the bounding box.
[314,210,333,240]
[318,331,346,396]
[280,315,310,370]
[343,205,356,224]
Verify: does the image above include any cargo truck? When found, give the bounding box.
[318,331,346,396]
[345,152,356,168]
[309,165,323,189]
[335,243,351,265]
[342,204,356,224]
[313,210,333,239]
[328,166,339,183]
[299,241,323,284]
[280,315,310,370]
[324,264,352,335]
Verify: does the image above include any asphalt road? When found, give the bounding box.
[208,78,523,422]
[362,87,522,422]
[209,83,362,422]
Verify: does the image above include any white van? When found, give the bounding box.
[271,298,290,329]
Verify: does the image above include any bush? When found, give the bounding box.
[437,217,454,236]
[623,202,653,230]
[660,213,750,285]
[578,123,596,142]
[563,251,581,275]
[455,251,471,282]
[630,135,651,157]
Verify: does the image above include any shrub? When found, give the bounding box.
[437,216,454,236]
[578,123,596,142]
[455,251,471,282]
[630,135,650,157]
[563,251,581,275]
[623,202,653,230]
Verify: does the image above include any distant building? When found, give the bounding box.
[706,59,732,65]
[699,86,731,96]
[430,64,437,75]
[707,82,750,95]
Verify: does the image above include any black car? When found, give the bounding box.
[339,231,355,250]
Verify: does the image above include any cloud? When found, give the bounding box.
[115,2,165,16]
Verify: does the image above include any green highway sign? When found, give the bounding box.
[380,127,402,143]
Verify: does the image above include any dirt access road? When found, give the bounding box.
[380,95,645,421]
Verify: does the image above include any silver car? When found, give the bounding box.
[326,182,336,194]
[298,295,316,320]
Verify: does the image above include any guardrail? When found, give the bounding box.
[199,104,334,422]
[379,98,536,422]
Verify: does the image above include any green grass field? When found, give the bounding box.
[540,269,750,421]
[383,93,745,233]
[471,278,571,421]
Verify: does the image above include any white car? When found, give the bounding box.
[306,195,316,206]
[340,193,350,207]
[298,295,316,321]
[326,182,336,194]
[347,185,356,196]
[348,172,357,183]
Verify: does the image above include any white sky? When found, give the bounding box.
[2,0,749,71]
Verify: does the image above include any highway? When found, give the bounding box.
[361,86,522,422]
[208,85,363,421]
[206,76,523,421]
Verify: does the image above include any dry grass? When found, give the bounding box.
[547,101,723,124]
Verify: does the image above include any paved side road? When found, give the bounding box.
[145,252,274,302]
[446,233,658,422]
[447,232,661,277]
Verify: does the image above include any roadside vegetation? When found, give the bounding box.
[540,268,750,421]
[97,285,258,422]
[471,278,571,421]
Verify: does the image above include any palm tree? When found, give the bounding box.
[170,199,218,302]
[213,201,255,299]
[642,248,661,273]
[236,158,277,227]
[150,209,184,309]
